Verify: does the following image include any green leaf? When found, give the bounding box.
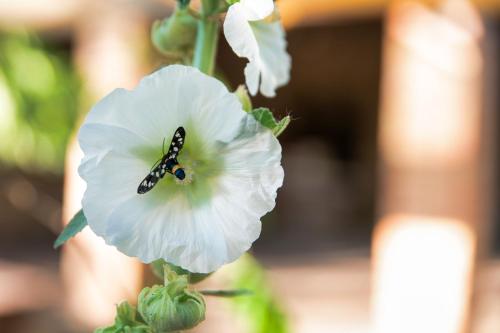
[229,254,289,333]
[251,108,290,137]
[251,108,277,129]
[200,289,253,297]
[53,209,87,249]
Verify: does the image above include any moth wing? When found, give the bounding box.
[137,173,160,194]
[166,126,186,159]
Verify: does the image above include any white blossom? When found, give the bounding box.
[78,65,283,273]
[223,0,291,97]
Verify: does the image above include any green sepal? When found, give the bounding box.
[251,108,290,137]
[273,115,291,137]
[226,0,239,5]
[151,259,212,284]
[95,302,151,333]
[53,209,87,249]
[200,289,253,297]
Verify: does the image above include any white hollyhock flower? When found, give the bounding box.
[223,0,291,98]
[78,65,283,273]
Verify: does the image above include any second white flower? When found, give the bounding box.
[223,0,291,97]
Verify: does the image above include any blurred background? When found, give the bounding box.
[1,0,500,332]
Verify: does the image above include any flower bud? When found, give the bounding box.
[151,6,197,60]
[95,302,151,333]
[235,85,252,113]
[138,270,206,332]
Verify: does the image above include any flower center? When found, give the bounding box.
[141,123,224,208]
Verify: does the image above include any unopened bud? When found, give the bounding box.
[235,85,252,112]
[151,7,197,59]
[138,269,206,332]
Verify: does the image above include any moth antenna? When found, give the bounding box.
[150,156,163,172]
[162,137,166,155]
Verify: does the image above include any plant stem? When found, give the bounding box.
[192,0,220,75]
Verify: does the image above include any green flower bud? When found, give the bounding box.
[151,6,197,60]
[138,269,206,333]
[151,259,211,284]
[95,302,151,333]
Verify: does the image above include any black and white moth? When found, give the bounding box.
[137,126,186,194]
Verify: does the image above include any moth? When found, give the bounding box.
[137,126,186,194]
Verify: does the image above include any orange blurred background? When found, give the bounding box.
[1,0,500,332]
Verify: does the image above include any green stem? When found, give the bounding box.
[192,0,220,75]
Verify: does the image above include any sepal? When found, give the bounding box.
[94,302,151,333]
[53,209,87,248]
[251,107,290,137]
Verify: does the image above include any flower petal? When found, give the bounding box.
[79,123,152,164]
[80,152,148,236]
[244,61,260,96]
[224,3,260,62]
[219,117,284,215]
[104,193,232,273]
[251,21,291,97]
[223,3,291,97]
[238,0,274,21]
[83,65,244,145]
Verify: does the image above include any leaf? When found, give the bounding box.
[53,209,87,249]
[251,108,278,130]
[200,289,253,297]
[229,254,289,333]
[251,108,290,137]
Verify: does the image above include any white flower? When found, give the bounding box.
[78,65,283,273]
[223,0,291,98]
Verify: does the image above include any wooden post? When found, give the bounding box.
[61,3,149,328]
[371,1,485,333]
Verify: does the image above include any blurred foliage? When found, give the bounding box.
[0,31,79,173]
[230,254,289,333]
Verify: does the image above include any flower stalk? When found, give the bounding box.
[192,0,220,75]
